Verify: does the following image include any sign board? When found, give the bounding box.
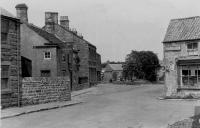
[165,45,181,51]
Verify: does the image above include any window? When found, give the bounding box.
[181,67,200,86]
[78,77,88,84]
[1,19,9,43]
[1,78,9,90]
[1,33,8,42]
[62,54,66,61]
[1,65,9,90]
[40,70,51,77]
[44,52,51,59]
[187,43,198,55]
[1,65,9,78]
[1,19,9,33]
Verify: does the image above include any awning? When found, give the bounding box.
[177,58,200,66]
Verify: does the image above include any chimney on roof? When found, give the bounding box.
[44,12,58,34]
[60,16,69,30]
[15,3,28,23]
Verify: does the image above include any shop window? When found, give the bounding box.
[182,68,200,86]
[44,52,51,59]
[41,70,51,77]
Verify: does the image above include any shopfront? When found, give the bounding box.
[178,59,200,88]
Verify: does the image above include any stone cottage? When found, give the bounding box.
[163,16,200,97]
[1,8,21,108]
[15,4,76,81]
[103,64,123,82]
[43,12,101,88]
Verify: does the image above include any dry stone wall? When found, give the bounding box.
[21,77,71,106]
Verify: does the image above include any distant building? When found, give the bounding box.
[103,64,123,82]
[1,8,21,108]
[163,16,200,97]
[43,12,101,88]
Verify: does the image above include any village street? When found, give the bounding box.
[1,83,199,128]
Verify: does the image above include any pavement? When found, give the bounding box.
[1,87,97,119]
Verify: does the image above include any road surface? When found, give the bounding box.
[1,83,199,128]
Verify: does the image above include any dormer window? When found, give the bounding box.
[187,42,198,56]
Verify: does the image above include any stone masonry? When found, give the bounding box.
[1,9,21,108]
[163,16,200,97]
[21,77,71,106]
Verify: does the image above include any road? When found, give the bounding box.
[1,84,199,128]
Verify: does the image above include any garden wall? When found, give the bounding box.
[21,77,71,106]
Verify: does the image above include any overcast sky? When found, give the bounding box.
[1,0,200,62]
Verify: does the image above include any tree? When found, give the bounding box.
[123,50,160,82]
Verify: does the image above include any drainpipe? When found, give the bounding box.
[17,23,21,107]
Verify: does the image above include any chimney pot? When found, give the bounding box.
[60,16,69,30]
[15,3,28,23]
[44,12,58,34]
[45,12,58,24]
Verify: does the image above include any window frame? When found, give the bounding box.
[187,42,198,56]
[180,66,200,87]
[44,51,51,59]
[1,65,10,91]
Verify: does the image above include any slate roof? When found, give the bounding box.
[105,64,123,72]
[27,24,63,44]
[163,16,200,43]
[0,7,17,19]
[57,25,96,48]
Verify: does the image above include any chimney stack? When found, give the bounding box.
[15,3,28,23]
[44,12,58,34]
[60,16,69,30]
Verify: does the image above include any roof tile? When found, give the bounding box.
[163,16,200,42]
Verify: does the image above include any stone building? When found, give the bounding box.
[103,64,123,82]
[1,8,21,108]
[163,16,200,97]
[15,4,75,79]
[43,12,101,88]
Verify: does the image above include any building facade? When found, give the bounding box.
[15,4,74,79]
[103,64,123,82]
[163,16,200,97]
[1,8,21,108]
[43,12,101,88]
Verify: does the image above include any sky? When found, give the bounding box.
[1,0,200,62]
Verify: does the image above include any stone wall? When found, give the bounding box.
[21,77,71,106]
[163,41,200,96]
[1,16,21,109]
[32,47,58,77]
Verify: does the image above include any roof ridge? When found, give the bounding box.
[57,24,95,47]
[171,16,200,21]
[27,23,63,44]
